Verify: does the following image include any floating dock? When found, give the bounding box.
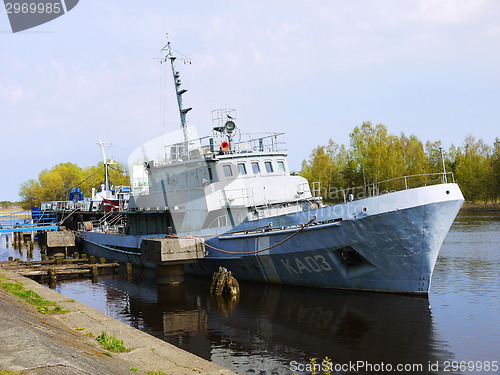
[0,257,119,283]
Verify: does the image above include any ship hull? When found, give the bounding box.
[78,183,463,294]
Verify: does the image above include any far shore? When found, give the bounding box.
[0,208,27,213]
[460,202,500,212]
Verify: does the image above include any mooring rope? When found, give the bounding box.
[168,215,317,255]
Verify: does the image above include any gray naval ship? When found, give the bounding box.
[78,38,464,295]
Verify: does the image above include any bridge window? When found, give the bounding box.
[223,164,233,177]
[277,160,286,173]
[251,162,260,174]
[237,163,247,175]
[264,161,273,173]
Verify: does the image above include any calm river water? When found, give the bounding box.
[1,211,499,374]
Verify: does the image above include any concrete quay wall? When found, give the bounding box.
[0,268,235,375]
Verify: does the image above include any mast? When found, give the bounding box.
[439,147,448,183]
[97,139,111,198]
[160,35,192,157]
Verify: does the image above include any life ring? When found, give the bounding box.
[221,141,230,151]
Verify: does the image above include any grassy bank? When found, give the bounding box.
[0,275,68,314]
[460,202,500,212]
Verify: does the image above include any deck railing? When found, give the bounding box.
[326,172,455,203]
[0,210,58,233]
[161,132,286,164]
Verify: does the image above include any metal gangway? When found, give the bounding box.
[0,210,59,233]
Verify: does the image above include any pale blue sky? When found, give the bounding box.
[1,0,499,201]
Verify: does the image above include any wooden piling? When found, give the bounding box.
[126,262,133,281]
[99,257,106,275]
[89,255,95,264]
[91,265,98,283]
[54,253,64,265]
[22,233,31,243]
[49,268,56,288]
[210,267,240,296]
[73,252,79,260]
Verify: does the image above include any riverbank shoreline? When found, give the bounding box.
[0,208,25,213]
[460,202,500,211]
[0,268,235,375]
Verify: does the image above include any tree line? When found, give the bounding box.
[19,161,130,209]
[300,122,499,204]
[0,201,21,210]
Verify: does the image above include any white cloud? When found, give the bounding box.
[0,82,24,104]
[413,0,488,23]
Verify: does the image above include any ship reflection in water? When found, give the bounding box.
[56,269,455,374]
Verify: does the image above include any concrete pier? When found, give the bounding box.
[156,263,185,284]
[40,230,76,257]
[44,231,75,248]
[141,237,205,285]
[0,268,235,375]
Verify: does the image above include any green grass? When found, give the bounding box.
[0,280,68,314]
[96,332,129,353]
[145,371,167,375]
